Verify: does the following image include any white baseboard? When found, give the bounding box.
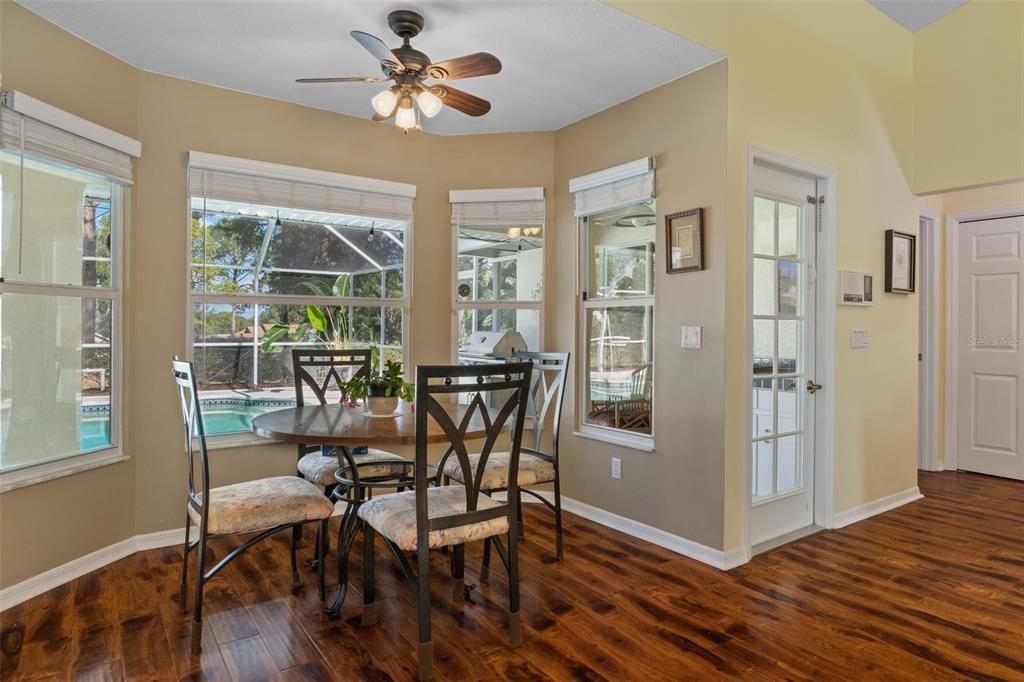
[537,492,748,571]
[832,487,923,529]
[0,527,185,612]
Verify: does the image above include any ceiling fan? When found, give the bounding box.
[296,9,502,132]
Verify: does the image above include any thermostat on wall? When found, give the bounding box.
[838,270,874,306]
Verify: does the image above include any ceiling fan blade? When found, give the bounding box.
[426,52,502,81]
[296,76,386,84]
[430,85,491,117]
[351,30,404,72]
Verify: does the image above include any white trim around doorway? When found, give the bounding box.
[918,209,942,471]
[744,146,837,555]
[943,203,1024,473]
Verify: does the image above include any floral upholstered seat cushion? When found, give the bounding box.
[357,485,509,551]
[442,451,555,491]
[187,476,334,536]
[298,448,409,488]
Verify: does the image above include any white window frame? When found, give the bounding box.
[0,94,136,492]
[450,188,545,361]
[575,216,656,452]
[186,158,414,448]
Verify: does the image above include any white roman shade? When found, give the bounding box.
[1,91,140,185]
[449,187,545,226]
[569,157,654,217]
[188,151,416,222]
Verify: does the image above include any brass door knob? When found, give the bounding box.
[806,380,822,394]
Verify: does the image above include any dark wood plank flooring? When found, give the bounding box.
[2,471,1022,681]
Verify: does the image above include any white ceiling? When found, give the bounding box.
[868,0,969,32]
[16,0,723,135]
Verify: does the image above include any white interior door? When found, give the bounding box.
[750,163,819,546]
[956,215,1024,480]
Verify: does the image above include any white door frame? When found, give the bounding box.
[944,203,1024,472]
[745,145,837,554]
[918,209,942,471]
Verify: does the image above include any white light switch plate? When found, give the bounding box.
[681,325,702,349]
[851,328,869,348]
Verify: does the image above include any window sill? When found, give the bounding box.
[573,428,655,453]
[0,449,129,494]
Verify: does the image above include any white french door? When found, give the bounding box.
[956,215,1024,480]
[750,163,819,546]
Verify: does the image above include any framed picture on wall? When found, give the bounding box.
[666,208,704,273]
[885,229,916,294]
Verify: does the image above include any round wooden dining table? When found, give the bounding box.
[251,402,492,618]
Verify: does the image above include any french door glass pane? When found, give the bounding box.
[778,320,799,374]
[753,196,776,256]
[0,293,115,467]
[753,440,774,498]
[752,379,774,438]
[1,152,115,288]
[778,202,800,257]
[753,258,776,316]
[778,260,800,315]
[778,378,800,433]
[776,435,800,493]
[753,319,775,374]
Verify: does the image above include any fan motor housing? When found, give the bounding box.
[388,10,424,40]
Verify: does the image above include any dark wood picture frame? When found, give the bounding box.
[665,208,704,274]
[884,229,916,294]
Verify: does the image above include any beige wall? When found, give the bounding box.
[552,61,729,548]
[918,180,1024,466]
[608,1,920,547]
[914,1,1024,194]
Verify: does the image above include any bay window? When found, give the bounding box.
[0,91,139,485]
[188,153,414,436]
[450,189,544,357]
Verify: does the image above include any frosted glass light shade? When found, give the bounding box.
[395,105,416,130]
[416,89,443,118]
[371,89,398,116]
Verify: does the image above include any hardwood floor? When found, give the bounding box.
[2,471,1022,681]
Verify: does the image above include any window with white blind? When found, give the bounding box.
[0,91,140,488]
[450,188,544,358]
[187,153,415,436]
[571,158,656,448]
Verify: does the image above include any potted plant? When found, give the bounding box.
[346,359,415,416]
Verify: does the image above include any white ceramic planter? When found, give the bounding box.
[366,395,398,416]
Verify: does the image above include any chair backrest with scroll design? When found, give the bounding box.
[292,348,371,406]
[511,352,570,466]
[172,358,211,527]
[414,362,533,543]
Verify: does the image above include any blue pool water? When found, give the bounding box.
[80,399,294,450]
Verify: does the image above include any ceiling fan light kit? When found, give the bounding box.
[296,9,501,133]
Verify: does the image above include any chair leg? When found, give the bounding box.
[553,477,564,561]
[191,530,208,656]
[451,545,465,603]
[508,502,522,649]
[318,519,328,603]
[517,488,525,540]
[480,537,492,583]
[361,524,377,626]
[290,525,301,588]
[179,514,191,612]
[416,539,433,681]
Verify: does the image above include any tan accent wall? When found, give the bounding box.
[914,1,1024,194]
[550,61,729,548]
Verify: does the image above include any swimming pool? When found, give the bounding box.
[80,398,295,450]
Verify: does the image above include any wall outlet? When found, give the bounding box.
[681,325,702,349]
[851,328,869,348]
[611,457,622,480]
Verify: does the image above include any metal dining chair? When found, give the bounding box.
[441,352,570,569]
[172,359,333,655]
[292,349,408,558]
[357,362,533,681]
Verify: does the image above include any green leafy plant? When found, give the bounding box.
[259,274,351,352]
[346,359,415,402]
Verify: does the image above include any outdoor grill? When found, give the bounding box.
[457,330,528,365]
